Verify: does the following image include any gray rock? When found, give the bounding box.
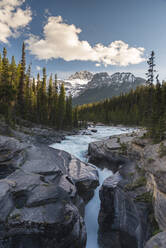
[88,138,129,172]
[69,156,99,201]
[98,174,151,248]
[145,231,166,248]
[0,136,27,179]
[0,180,14,221]
[0,134,99,248]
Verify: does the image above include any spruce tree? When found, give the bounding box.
[0,48,15,122]
[65,95,73,128]
[40,67,47,123]
[48,74,53,122]
[10,56,17,86]
[17,42,26,118]
[57,83,66,129]
[52,74,59,126]
[73,107,78,128]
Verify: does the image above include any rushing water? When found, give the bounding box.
[50,126,135,248]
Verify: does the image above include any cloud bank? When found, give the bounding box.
[26,16,145,67]
[0,0,32,43]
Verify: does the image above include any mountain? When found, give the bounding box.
[68,71,93,81]
[72,72,146,105]
[59,71,146,105]
[60,71,93,97]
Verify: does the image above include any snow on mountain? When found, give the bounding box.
[58,71,145,102]
[59,71,93,97]
[72,72,146,105]
[68,71,93,81]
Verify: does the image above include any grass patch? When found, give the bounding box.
[148,158,155,164]
[125,176,146,191]
[9,213,21,220]
[120,142,127,155]
[134,192,152,203]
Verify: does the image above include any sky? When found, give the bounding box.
[0,0,166,80]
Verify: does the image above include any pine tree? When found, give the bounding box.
[10,56,17,86]
[48,74,53,122]
[36,73,41,123]
[146,51,156,86]
[25,65,32,119]
[65,95,73,128]
[73,107,78,128]
[52,74,59,126]
[17,42,26,118]
[40,67,47,123]
[0,48,15,122]
[57,83,66,129]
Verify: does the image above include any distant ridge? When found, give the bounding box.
[59,71,146,105]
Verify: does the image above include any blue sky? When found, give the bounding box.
[0,0,166,80]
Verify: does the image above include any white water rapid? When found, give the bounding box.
[50,126,135,248]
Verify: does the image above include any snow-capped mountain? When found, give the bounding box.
[59,71,93,97]
[68,71,93,81]
[85,72,140,89]
[59,71,146,105]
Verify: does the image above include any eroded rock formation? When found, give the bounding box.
[0,135,99,248]
[88,130,166,248]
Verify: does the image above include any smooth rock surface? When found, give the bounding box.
[98,174,150,248]
[0,135,99,248]
[145,231,166,248]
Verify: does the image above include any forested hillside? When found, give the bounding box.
[78,82,166,142]
[0,43,78,129]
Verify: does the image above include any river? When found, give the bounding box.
[50,125,135,248]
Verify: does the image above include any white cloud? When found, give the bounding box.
[36,65,41,71]
[0,0,32,43]
[26,16,145,67]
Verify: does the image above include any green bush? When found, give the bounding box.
[120,142,127,155]
[158,142,166,158]
[125,176,146,191]
[148,158,155,164]
[134,192,152,203]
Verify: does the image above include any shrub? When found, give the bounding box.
[148,158,155,164]
[120,142,127,155]
[134,192,152,203]
[158,142,166,158]
[125,176,146,191]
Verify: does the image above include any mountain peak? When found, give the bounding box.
[68,71,93,81]
[110,72,136,83]
[72,72,146,105]
[61,71,146,103]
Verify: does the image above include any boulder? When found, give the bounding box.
[88,135,134,171]
[88,131,166,248]
[0,136,27,179]
[98,174,151,248]
[145,231,166,248]
[69,156,99,202]
[91,129,97,133]
[0,135,99,248]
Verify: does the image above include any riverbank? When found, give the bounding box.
[50,125,135,248]
[0,119,79,145]
[0,122,99,248]
[88,130,166,248]
[1,123,160,248]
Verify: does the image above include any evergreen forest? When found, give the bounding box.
[0,43,78,130]
[78,52,166,142]
[0,44,165,143]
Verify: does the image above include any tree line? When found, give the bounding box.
[0,43,78,129]
[78,52,166,142]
